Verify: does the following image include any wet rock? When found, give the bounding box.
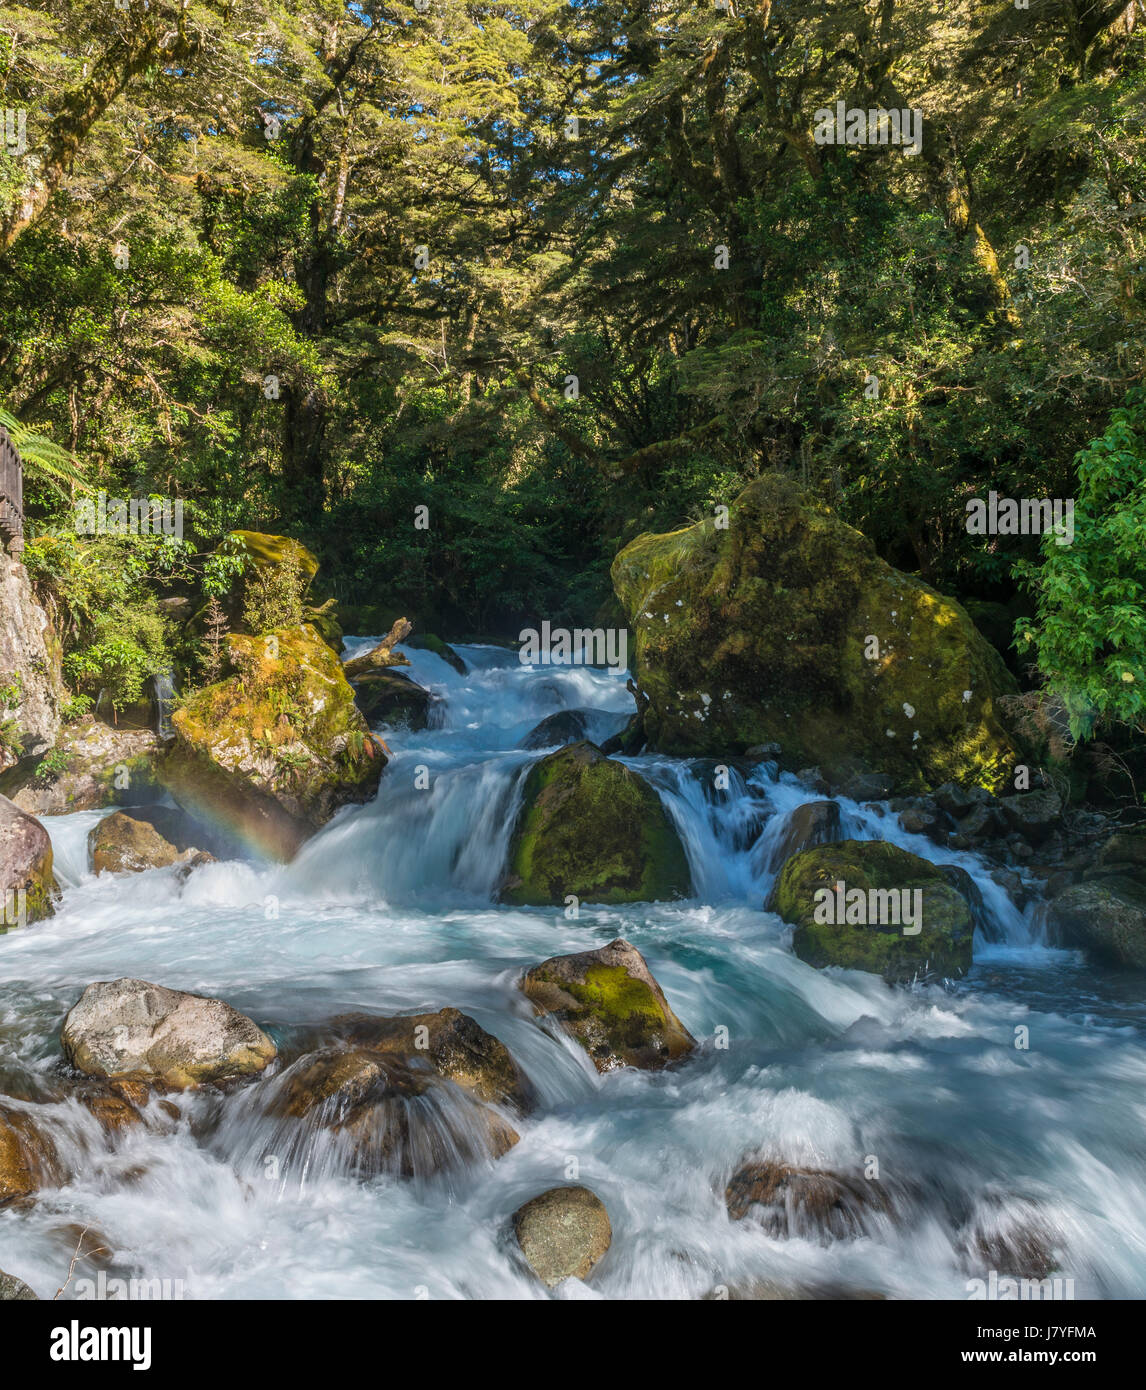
[0,793,56,926]
[173,851,218,884]
[989,868,1029,913]
[896,797,948,839]
[501,741,691,906]
[757,800,841,875]
[161,625,385,861]
[326,1008,532,1111]
[0,724,162,817]
[796,767,830,795]
[404,633,467,674]
[745,743,783,760]
[1046,878,1146,969]
[958,1195,1059,1280]
[75,1078,151,1135]
[0,1268,38,1299]
[512,1186,612,1288]
[520,937,696,1072]
[769,839,975,983]
[265,1046,519,1178]
[61,978,277,1090]
[840,771,893,801]
[611,472,1017,791]
[1094,826,1146,874]
[938,863,997,942]
[521,709,590,750]
[351,669,434,729]
[958,801,1004,841]
[932,782,995,819]
[87,806,211,875]
[0,1102,61,1202]
[999,787,1062,845]
[725,1160,892,1240]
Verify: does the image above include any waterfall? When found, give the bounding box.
[2,639,1141,1301]
[152,669,177,739]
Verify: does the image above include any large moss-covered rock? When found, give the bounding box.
[770,839,974,983]
[521,937,696,1072]
[0,793,56,927]
[61,978,277,1090]
[502,742,690,905]
[161,624,385,861]
[0,724,161,816]
[219,531,343,652]
[1047,878,1146,969]
[226,530,319,585]
[611,474,1017,792]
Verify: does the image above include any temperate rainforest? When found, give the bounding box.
[0,0,1144,1335]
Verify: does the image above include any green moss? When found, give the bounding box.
[162,624,382,859]
[502,742,691,905]
[771,839,973,983]
[541,964,665,1022]
[611,474,1017,793]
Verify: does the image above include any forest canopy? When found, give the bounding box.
[1,0,1144,753]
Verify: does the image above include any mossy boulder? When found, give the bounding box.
[226,530,320,585]
[610,473,1017,793]
[0,793,56,927]
[1047,878,1146,969]
[352,669,434,729]
[161,624,385,861]
[87,806,213,875]
[0,724,161,817]
[521,937,696,1072]
[769,839,974,983]
[502,742,691,905]
[218,531,343,653]
[404,633,467,674]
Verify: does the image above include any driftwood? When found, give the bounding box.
[343,617,413,681]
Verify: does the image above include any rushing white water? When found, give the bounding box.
[2,642,1144,1300]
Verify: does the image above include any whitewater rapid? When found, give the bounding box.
[1,642,1144,1299]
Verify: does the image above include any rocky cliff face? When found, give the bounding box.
[0,557,62,772]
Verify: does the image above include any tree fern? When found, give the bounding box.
[0,406,89,498]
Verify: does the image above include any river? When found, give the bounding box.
[1,642,1143,1299]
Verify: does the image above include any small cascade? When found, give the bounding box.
[2,638,1140,1302]
[151,669,177,739]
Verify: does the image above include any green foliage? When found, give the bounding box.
[0,405,89,498]
[23,532,174,712]
[1016,390,1146,741]
[240,546,305,634]
[0,672,24,760]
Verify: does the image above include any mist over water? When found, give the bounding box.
[2,643,1143,1300]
